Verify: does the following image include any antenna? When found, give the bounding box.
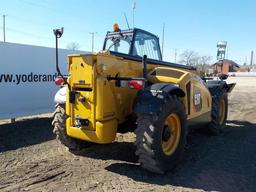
[124,13,130,29]
[132,0,136,28]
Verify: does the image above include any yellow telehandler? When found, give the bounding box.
[52,25,235,173]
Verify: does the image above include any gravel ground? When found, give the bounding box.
[0,77,255,192]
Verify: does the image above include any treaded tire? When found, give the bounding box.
[208,87,228,135]
[52,104,84,151]
[134,95,187,174]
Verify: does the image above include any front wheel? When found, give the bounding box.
[134,95,187,174]
[208,88,228,134]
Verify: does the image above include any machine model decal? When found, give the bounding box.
[194,93,201,105]
[193,86,202,112]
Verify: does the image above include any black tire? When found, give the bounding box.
[134,95,187,174]
[208,88,228,134]
[52,104,85,151]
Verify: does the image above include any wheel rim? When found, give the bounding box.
[161,113,181,156]
[219,99,226,124]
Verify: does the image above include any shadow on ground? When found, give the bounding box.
[0,117,54,153]
[89,120,255,192]
[0,117,255,191]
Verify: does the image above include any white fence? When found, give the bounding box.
[228,72,256,77]
[0,42,86,119]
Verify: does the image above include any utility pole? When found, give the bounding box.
[250,51,254,66]
[132,1,136,28]
[3,15,6,42]
[174,48,177,63]
[89,32,97,53]
[161,23,165,59]
[226,44,228,59]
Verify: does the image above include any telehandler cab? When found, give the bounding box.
[52,24,235,173]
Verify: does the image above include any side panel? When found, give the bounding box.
[96,53,158,123]
[95,77,117,121]
[185,77,212,122]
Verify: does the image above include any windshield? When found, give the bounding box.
[103,29,162,61]
[105,35,132,54]
[132,31,161,60]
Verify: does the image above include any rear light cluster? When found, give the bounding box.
[128,80,145,90]
[55,76,145,90]
[55,77,64,86]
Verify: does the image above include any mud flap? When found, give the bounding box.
[206,80,236,95]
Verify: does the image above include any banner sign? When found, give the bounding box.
[0,42,86,119]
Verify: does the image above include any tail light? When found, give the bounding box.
[128,80,145,90]
[55,77,64,85]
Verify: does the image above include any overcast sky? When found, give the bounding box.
[1,0,255,64]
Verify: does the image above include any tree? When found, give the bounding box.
[179,50,200,66]
[179,50,213,75]
[199,55,212,65]
[198,55,212,74]
[66,42,80,51]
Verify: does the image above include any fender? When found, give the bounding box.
[206,80,236,94]
[133,83,185,114]
[54,86,67,104]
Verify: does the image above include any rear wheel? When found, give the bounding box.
[209,88,228,134]
[52,104,85,151]
[135,95,187,174]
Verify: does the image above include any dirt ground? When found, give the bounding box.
[0,77,256,192]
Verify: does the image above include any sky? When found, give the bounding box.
[0,0,256,64]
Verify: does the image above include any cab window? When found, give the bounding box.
[132,31,161,60]
[105,36,131,54]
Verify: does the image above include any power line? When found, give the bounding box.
[6,27,51,41]
[18,0,80,21]
[0,24,91,50]
[2,26,88,49]
[9,15,50,28]
[8,14,97,38]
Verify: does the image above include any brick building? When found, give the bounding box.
[212,59,240,74]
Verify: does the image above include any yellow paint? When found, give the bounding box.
[219,99,225,124]
[66,117,117,144]
[161,113,181,156]
[65,52,212,144]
